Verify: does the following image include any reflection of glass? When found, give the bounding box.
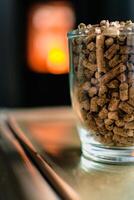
[27,2,75,74]
[68,28,134,164]
[80,155,126,173]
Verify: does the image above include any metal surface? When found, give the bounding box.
[0,119,60,200]
[6,107,134,200]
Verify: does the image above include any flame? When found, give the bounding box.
[47,48,68,74]
[27,2,75,74]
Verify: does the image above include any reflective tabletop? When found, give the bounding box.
[0,119,59,200]
[5,107,134,200]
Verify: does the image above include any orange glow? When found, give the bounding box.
[47,48,68,74]
[27,120,78,156]
[27,2,75,74]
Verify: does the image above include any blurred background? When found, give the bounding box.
[0,0,134,107]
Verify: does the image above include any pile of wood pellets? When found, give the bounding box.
[72,20,134,146]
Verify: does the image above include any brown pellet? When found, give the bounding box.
[73,20,134,146]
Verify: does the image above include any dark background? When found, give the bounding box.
[0,0,134,107]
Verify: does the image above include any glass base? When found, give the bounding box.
[78,126,134,165]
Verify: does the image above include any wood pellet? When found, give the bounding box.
[72,20,134,146]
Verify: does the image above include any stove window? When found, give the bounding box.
[27,1,75,74]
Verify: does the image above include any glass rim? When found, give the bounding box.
[67,29,86,38]
[67,27,134,39]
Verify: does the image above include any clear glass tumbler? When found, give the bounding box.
[68,24,134,164]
